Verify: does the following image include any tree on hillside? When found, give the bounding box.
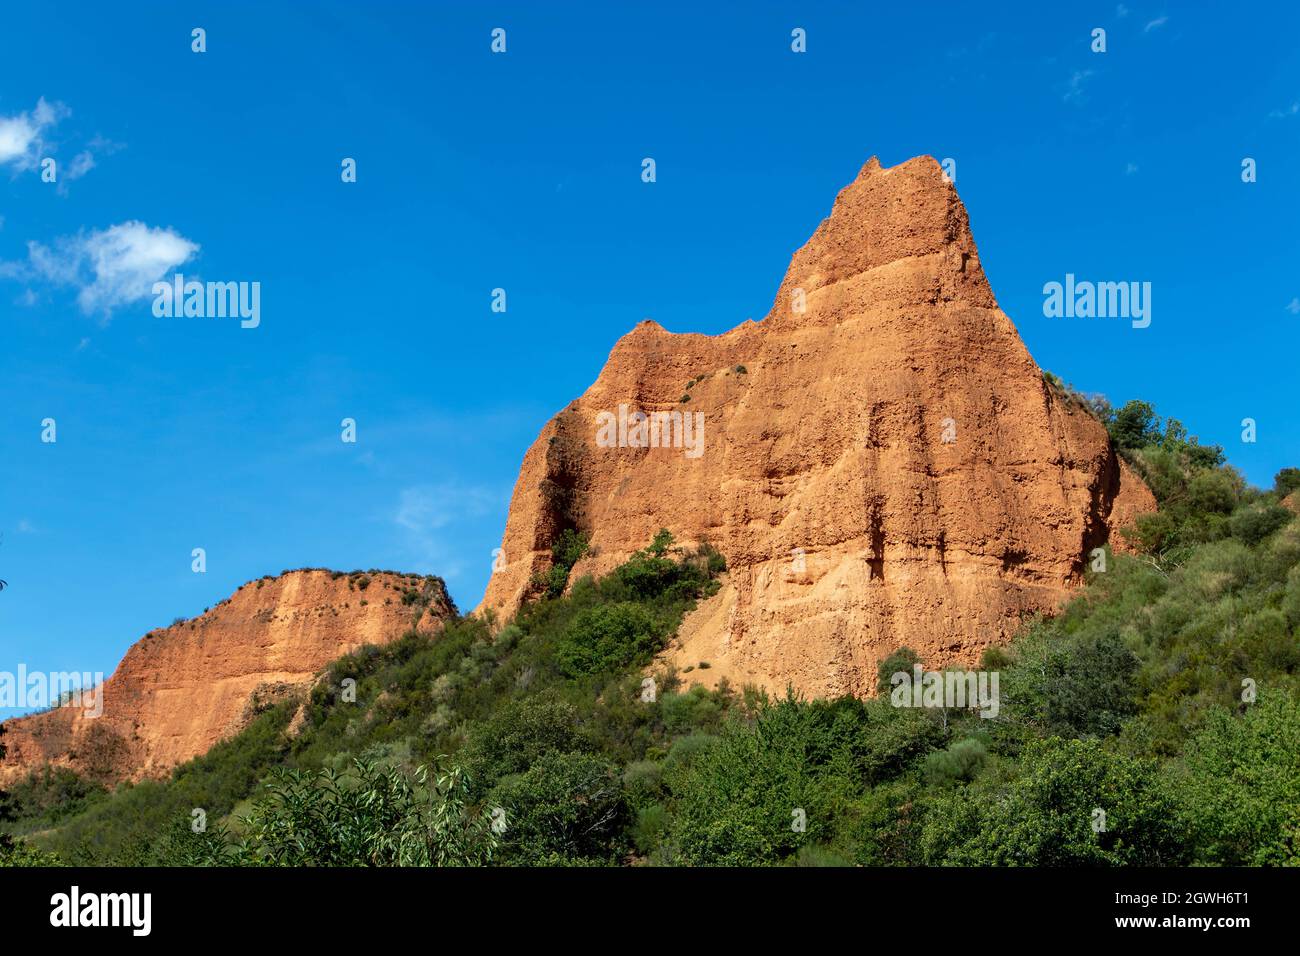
[1276,468,1300,499]
[1108,400,1161,449]
[877,647,921,694]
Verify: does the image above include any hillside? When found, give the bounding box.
[0,569,454,785]
[3,434,1298,867]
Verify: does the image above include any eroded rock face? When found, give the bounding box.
[478,155,1154,697]
[0,570,453,784]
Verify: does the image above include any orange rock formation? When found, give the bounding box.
[478,155,1154,696]
[0,569,452,784]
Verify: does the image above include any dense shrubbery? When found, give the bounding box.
[0,765,107,829]
[174,758,498,867]
[4,405,1298,867]
[663,693,940,865]
[488,751,627,865]
[0,832,60,867]
[1173,693,1300,865]
[918,737,1187,865]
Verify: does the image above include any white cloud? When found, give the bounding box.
[1285,298,1300,315]
[1064,69,1094,105]
[1269,101,1299,119]
[1144,16,1169,32]
[0,100,120,189]
[0,97,68,171]
[23,221,199,316]
[393,483,503,580]
[56,136,124,194]
[64,151,95,180]
[1116,4,1130,17]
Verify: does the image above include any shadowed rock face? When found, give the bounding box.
[478,155,1154,697]
[0,570,454,784]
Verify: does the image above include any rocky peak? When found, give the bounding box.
[479,155,1154,697]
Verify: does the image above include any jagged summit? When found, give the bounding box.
[478,154,1154,697]
[767,154,993,331]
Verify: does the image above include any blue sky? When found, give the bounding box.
[2,2,1298,713]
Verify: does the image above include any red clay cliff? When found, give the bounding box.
[478,155,1154,696]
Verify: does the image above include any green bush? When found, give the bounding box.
[630,803,669,855]
[1230,503,1292,546]
[919,737,1188,865]
[999,629,1139,739]
[0,765,107,830]
[1275,468,1300,498]
[1108,400,1161,449]
[463,697,588,790]
[666,694,937,866]
[213,758,496,866]
[922,737,989,787]
[488,751,627,865]
[876,647,921,694]
[1174,692,1300,865]
[0,833,61,866]
[554,602,665,678]
[538,528,590,598]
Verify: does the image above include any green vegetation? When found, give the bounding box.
[2,397,1298,867]
[533,528,590,599]
[0,832,60,867]
[171,758,497,866]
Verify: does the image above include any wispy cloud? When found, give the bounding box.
[0,97,68,172]
[1285,298,1300,315]
[56,135,125,195]
[1269,101,1299,119]
[9,221,199,318]
[1116,4,1130,18]
[1064,69,1095,105]
[393,483,505,580]
[1144,16,1169,33]
[54,151,96,194]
